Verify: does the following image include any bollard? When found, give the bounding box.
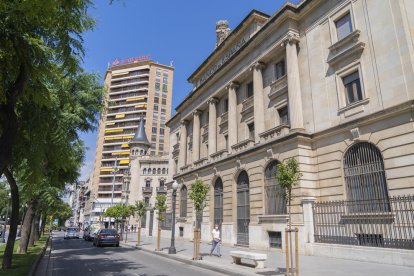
[285,228,290,276]
[295,227,299,276]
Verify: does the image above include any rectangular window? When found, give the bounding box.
[163,77,168,83]
[162,84,168,93]
[155,83,160,91]
[163,70,169,77]
[151,135,157,142]
[153,104,159,111]
[145,180,151,187]
[278,106,289,125]
[162,99,167,105]
[247,82,253,98]
[343,71,362,105]
[268,231,282,248]
[274,60,285,80]
[224,135,228,150]
[154,97,159,103]
[160,128,165,135]
[155,77,161,83]
[248,123,255,140]
[152,127,157,134]
[224,98,229,113]
[335,13,353,41]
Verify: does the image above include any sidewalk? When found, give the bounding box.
[121,232,414,276]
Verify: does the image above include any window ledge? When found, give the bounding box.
[210,149,228,161]
[269,75,288,100]
[329,30,361,52]
[231,138,255,153]
[258,214,289,224]
[338,98,369,115]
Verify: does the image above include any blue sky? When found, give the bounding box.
[79,0,296,180]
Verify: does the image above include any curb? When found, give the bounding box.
[28,235,51,276]
[121,242,257,276]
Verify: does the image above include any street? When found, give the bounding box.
[44,231,224,276]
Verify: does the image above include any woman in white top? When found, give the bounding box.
[210,224,221,257]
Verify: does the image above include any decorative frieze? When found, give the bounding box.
[259,124,290,142]
[210,149,228,161]
[231,138,255,153]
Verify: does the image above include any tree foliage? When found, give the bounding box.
[104,205,134,223]
[188,180,210,213]
[0,181,9,216]
[154,195,167,222]
[276,157,302,205]
[134,200,146,223]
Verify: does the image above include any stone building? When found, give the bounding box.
[123,117,170,236]
[165,0,414,265]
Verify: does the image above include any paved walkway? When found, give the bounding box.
[121,231,414,276]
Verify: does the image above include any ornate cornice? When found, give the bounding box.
[226,81,240,91]
[207,97,219,105]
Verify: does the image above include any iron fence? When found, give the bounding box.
[313,195,414,250]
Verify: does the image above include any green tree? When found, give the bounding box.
[154,195,167,251]
[276,157,302,272]
[0,0,98,269]
[188,180,210,260]
[104,205,134,231]
[0,181,9,216]
[134,200,146,246]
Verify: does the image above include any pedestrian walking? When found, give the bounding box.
[127,224,131,232]
[210,224,221,257]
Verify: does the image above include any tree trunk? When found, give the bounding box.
[17,200,37,254]
[2,169,20,269]
[28,214,37,246]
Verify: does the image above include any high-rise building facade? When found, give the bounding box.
[91,57,174,213]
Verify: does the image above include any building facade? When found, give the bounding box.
[90,57,174,217]
[166,0,414,265]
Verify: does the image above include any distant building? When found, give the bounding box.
[166,0,414,266]
[90,57,174,223]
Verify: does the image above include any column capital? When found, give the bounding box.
[192,109,202,117]
[207,97,219,105]
[281,32,300,47]
[180,119,189,126]
[226,81,240,91]
[250,61,266,71]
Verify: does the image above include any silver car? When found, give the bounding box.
[64,227,80,239]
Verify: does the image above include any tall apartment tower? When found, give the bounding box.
[91,56,174,208]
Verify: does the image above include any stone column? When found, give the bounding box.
[226,82,239,151]
[178,120,188,169]
[251,62,266,142]
[192,110,201,162]
[284,33,304,131]
[302,197,316,243]
[208,97,218,156]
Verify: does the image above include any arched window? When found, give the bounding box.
[143,168,147,175]
[162,168,166,174]
[344,142,390,212]
[264,160,286,215]
[214,178,223,232]
[180,185,187,217]
[157,168,161,174]
[152,168,156,174]
[237,171,250,245]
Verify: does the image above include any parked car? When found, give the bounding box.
[64,227,80,239]
[93,228,120,247]
[83,224,101,241]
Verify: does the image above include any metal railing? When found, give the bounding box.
[313,195,414,250]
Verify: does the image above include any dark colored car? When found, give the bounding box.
[93,229,120,247]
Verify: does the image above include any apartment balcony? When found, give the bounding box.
[110,80,149,89]
[210,149,228,161]
[142,186,153,194]
[268,75,288,100]
[172,143,180,158]
[156,186,167,194]
[109,88,148,97]
[241,96,254,116]
[202,125,208,144]
[193,157,208,167]
[259,124,290,143]
[219,112,228,133]
[111,73,149,82]
[231,138,255,153]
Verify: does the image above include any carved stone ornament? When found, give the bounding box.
[281,32,300,47]
[226,81,240,91]
[192,110,202,117]
[216,20,231,48]
[208,97,219,105]
[250,61,266,71]
[350,127,360,140]
[180,119,189,126]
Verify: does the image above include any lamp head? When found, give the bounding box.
[172,180,179,191]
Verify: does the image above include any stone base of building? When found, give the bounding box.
[305,243,414,267]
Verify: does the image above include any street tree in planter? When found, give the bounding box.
[154,195,167,251]
[276,157,302,275]
[188,180,210,260]
[134,200,146,246]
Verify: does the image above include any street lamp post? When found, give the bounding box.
[1,193,11,243]
[168,180,179,254]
